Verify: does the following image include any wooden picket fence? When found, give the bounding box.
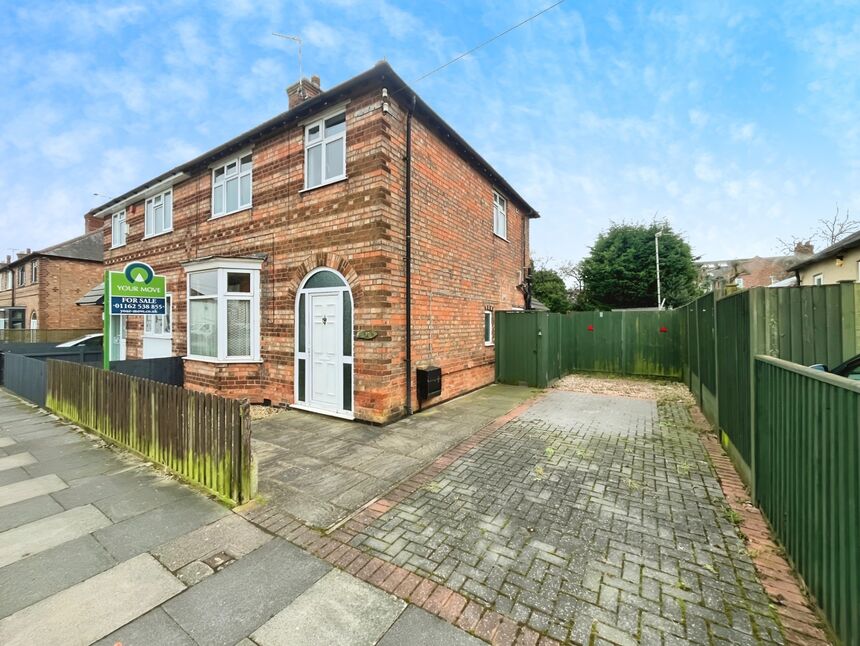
[46,360,253,505]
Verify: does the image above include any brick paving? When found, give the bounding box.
[347,392,784,644]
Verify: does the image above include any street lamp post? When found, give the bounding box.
[655,230,663,310]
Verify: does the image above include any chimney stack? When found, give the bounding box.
[794,241,814,256]
[286,75,322,109]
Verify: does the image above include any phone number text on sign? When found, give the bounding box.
[110,296,166,315]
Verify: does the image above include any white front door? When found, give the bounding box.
[309,292,340,411]
[110,315,126,361]
[143,294,172,358]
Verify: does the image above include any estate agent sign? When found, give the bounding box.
[103,262,166,368]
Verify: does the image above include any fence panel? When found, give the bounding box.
[1,353,47,406]
[716,291,752,477]
[46,360,253,504]
[755,356,860,646]
[110,356,184,386]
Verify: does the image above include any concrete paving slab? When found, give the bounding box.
[0,473,67,508]
[252,569,405,646]
[152,513,272,572]
[0,437,14,448]
[0,553,184,646]
[0,467,29,487]
[163,538,330,646]
[95,607,196,646]
[0,534,116,619]
[0,504,110,568]
[0,494,64,533]
[93,478,196,522]
[376,606,487,646]
[0,452,36,472]
[93,495,229,561]
[51,471,156,510]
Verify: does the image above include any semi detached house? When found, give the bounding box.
[89,62,537,424]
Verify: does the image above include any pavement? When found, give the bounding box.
[252,384,537,529]
[0,381,790,645]
[0,390,486,646]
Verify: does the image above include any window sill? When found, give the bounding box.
[493,233,509,242]
[209,206,252,221]
[484,342,495,347]
[110,243,127,250]
[143,230,173,241]
[300,175,348,194]
[183,356,263,364]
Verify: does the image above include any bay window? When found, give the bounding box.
[145,189,172,238]
[185,258,261,362]
[212,153,253,217]
[304,110,346,189]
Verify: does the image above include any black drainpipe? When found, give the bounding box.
[405,95,416,416]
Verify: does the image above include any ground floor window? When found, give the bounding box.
[144,294,172,336]
[30,311,38,330]
[484,309,493,346]
[184,258,262,362]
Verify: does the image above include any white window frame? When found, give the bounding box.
[144,189,173,239]
[813,273,824,286]
[211,152,253,218]
[304,109,347,190]
[184,259,262,363]
[484,310,494,346]
[30,260,38,284]
[143,294,172,338]
[856,260,859,283]
[17,266,25,287]
[111,210,127,248]
[493,191,507,240]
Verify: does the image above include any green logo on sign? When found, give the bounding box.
[124,262,155,284]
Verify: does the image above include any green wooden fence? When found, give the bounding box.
[755,356,860,646]
[495,309,682,387]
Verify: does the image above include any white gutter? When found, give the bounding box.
[91,172,190,219]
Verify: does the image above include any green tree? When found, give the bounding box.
[577,221,700,310]
[532,268,572,313]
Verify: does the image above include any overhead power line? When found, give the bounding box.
[411,0,567,85]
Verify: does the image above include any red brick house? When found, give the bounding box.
[87,62,537,423]
[0,227,104,332]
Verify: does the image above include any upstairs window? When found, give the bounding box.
[493,191,507,239]
[30,260,38,284]
[111,210,126,247]
[145,189,173,238]
[212,153,252,217]
[305,111,346,189]
[17,266,25,287]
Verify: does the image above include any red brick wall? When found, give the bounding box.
[384,98,528,413]
[102,85,530,423]
[38,258,104,329]
[0,258,102,330]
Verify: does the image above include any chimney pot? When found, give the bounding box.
[310,75,320,87]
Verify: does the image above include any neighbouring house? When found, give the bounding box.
[698,254,801,291]
[790,231,860,285]
[85,62,537,424]
[0,222,104,331]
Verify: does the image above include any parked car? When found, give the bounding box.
[810,354,860,381]
[55,333,103,349]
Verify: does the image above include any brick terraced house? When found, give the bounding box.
[0,227,104,331]
[88,62,537,423]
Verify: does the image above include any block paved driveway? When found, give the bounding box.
[350,391,785,645]
[0,390,485,646]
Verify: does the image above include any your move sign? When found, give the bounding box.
[108,262,166,315]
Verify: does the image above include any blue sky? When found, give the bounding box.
[2,1,858,267]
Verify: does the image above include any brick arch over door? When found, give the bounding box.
[286,253,362,306]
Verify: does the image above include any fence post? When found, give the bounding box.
[747,291,760,503]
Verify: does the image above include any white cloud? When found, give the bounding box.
[688,109,709,127]
[731,122,757,141]
[694,155,721,182]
